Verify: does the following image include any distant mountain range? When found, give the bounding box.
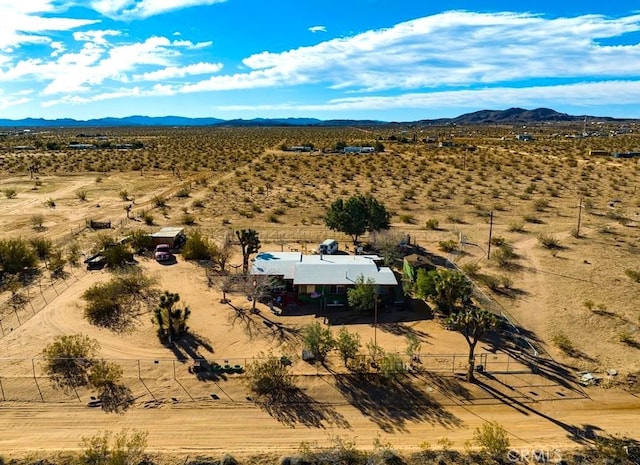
[0,108,630,128]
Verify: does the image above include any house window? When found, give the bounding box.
[328,285,347,295]
[299,284,315,294]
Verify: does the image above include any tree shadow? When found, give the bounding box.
[166,330,214,363]
[474,377,600,444]
[333,373,462,433]
[419,371,472,401]
[256,387,350,429]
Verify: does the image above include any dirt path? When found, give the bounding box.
[0,380,638,457]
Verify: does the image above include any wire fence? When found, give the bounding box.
[0,350,532,404]
[0,267,88,338]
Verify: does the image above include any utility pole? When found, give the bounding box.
[487,211,494,260]
[576,197,583,238]
[373,293,378,347]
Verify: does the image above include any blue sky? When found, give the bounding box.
[1,1,640,121]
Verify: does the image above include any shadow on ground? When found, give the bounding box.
[333,373,462,433]
[256,387,350,429]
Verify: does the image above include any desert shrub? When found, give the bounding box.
[538,234,560,249]
[593,434,640,462]
[181,213,196,225]
[192,198,205,208]
[244,354,295,400]
[552,332,574,354]
[140,210,154,226]
[473,421,510,457]
[523,214,542,224]
[460,262,481,278]
[83,269,156,331]
[45,198,56,208]
[31,214,45,231]
[29,237,53,262]
[478,273,501,291]
[128,229,154,251]
[80,429,148,465]
[119,189,130,201]
[438,240,458,253]
[41,334,99,390]
[446,214,464,224]
[533,198,550,211]
[399,214,415,224]
[625,269,640,283]
[4,188,17,199]
[489,236,506,246]
[175,186,191,198]
[152,195,167,207]
[619,331,636,345]
[425,218,439,230]
[182,230,215,260]
[76,189,88,201]
[491,244,517,268]
[499,274,513,289]
[102,243,133,268]
[379,352,406,381]
[507,221,525,233]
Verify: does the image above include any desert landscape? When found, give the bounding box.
[0,123,639,463]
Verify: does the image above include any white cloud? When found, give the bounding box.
[90,0,227,20]
[134,61,223,81]
[232,11,640,93]
[308,26,327,33]
[0,1,99,50]
[211,80,640,113]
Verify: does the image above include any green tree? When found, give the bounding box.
[302,321,335,362]
[128,229,154,252]
[89,360,133,413]
[446,307,499,382]
[334,327,361,367]
[324,194,390,244]
[379,352,406,381]
[29,237,53,263]
[244,353,295,401]
[415,268,472,315]
[83,269,157,332]
[102,243,133,269]
[236,229,261,274]
[182,230,215,260]
[80,429,148,465]
[0,238,38,275]
[347,275,376,313]
[405,333,422,362]
[154,291,191,345]
[41,334,99,391]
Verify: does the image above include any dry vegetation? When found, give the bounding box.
[1,122,640,458]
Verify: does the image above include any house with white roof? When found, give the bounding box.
[251,251,398,309]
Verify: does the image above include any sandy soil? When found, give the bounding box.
[0,257,638,458]
[1,139,639,459]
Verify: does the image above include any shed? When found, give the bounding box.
[151,227,186,248]
[403,254,435,282]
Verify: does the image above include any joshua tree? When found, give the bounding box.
[154,291,191,345]
[236,229,261,274]
[446,307,498,382]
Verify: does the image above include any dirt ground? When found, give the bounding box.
[1,131,640,458]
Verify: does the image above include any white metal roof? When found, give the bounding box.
[251,252,397,286]
[151,227,185,238]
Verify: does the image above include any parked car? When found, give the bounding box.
[154,244,172,262]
